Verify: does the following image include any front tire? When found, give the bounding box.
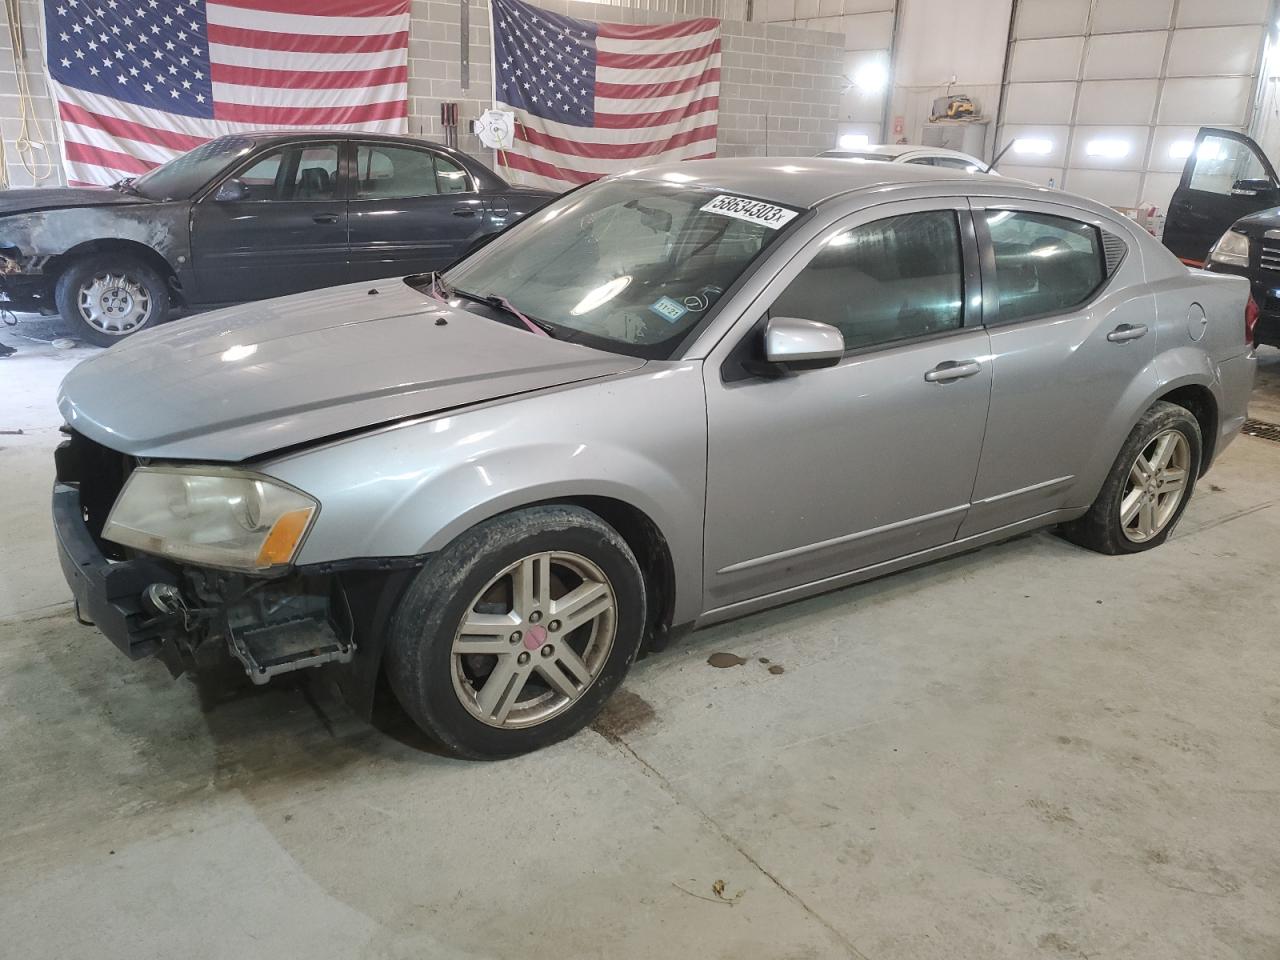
[1061,401,1202,554]
[387,505,647,759]
[55,253,170,347]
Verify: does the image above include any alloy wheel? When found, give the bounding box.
[1120,428,1190,543]
[77,271,153,336]
[450,551,617,728]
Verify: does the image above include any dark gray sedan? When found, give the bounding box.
[0,132,552,344]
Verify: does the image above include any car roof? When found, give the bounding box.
[615,156,998,209]
[852,144,976,160]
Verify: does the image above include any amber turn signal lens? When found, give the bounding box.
[255,507,315,568]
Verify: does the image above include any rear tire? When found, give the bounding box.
[1060,401,1201,554]
[55,253,170,347]
[386,505,647,760]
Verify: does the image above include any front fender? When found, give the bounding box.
[262,363,709,625]
[13,204,190,273]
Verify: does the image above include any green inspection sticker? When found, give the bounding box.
[649,296,688,324]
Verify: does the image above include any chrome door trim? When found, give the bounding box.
[716,502,969,575]
[970,474,1074,506]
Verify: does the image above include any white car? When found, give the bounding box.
[819,143,991,173]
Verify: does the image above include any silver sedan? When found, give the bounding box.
[53,159,1256,758]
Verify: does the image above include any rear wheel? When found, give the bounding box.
[387,505,646,759]
[1060,401,1202,554]
[55,253,170,346]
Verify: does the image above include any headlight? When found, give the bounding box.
[102,466,318,573]
[1209,229,1250,267]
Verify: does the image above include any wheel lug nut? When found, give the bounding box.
[509,631,521,644]
[541,644,554,657]
[517,652,530,665]
[529,611,542,624]
[548,619,561,632]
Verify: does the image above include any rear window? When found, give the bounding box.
[985,210,1106,324]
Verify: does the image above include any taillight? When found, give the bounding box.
[1246,295,1260,345]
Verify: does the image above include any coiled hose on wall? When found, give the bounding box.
[2,0,55,187]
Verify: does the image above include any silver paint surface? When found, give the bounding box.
[57,159,1257,627]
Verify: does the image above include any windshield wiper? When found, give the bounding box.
[453,287,555,337]
[110,177,139,195]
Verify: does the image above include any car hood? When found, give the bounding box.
[1229,205,1280,236]
[0,186,149,218]
[58,279,646,461]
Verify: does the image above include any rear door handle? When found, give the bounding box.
[312,213,340,224]
[924,359,982,383]
[1107,323,1148,343]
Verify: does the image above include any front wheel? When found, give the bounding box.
[1061,401,1202,554]
[387,505,647,759]
[54,254,170,347]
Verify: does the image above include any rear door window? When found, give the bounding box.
[984,210,1105,324]
[355,144,474,199]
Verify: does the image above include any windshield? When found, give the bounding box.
[441,181,798,358]
[131,136,258,200]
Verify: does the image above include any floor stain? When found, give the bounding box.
[592,689,656,742]
[707,652,747,668]
[1037,931,1081,953]
[1027,797,1077,825]
[768,664,785,675]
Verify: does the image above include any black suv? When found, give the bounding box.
[1163,127,1280,348]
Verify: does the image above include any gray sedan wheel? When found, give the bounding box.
[387,505,646,759]
[1061,401,1201,555]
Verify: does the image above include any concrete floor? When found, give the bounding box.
[3,319,1280,960]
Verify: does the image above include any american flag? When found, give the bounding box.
[491,0,720,190]
[43,0,411,187]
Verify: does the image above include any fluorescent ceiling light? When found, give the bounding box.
[1169,140,1194,160]
[1085,138,1130,159]
[838,133,870,150]
[1012,138,1052,156]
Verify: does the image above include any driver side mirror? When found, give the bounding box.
[1231,178,1278,198]
[214,178,249,202]
[763,316,844,371]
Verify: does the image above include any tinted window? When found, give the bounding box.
[986,210,1105,323]
[1188,134,1270,195]
[355,145,473,199]
[770,211,964,351]
[933,157,981,171]
[435,154,470,194]
[228,143,340,201]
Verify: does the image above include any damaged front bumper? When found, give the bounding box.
[52,481,356,681]
[52,431,424,715]
[0,250,56,314]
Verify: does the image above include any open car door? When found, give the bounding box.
[1163,127,1280,265]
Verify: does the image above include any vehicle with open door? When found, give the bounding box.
[1164,128,1280,347]
[1163,127,1280,266]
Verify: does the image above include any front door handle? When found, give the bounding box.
[1107,323,1148,343]
[452,207,478,217]
[924,359,982,383]
[312,213,340,224]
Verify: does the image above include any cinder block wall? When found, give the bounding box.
[0,0,843,188]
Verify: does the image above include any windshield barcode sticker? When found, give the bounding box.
[700,195,799,229]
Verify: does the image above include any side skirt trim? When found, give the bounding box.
[696,507,1082,627]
